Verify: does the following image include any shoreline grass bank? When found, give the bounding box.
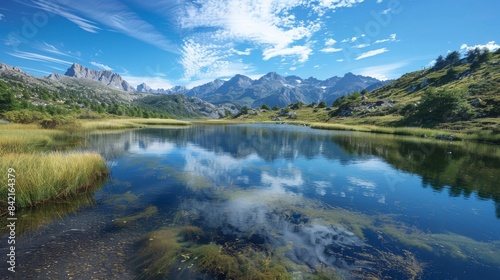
[227,107,500,144]
[0,152,108,209]
[0,118,190,210]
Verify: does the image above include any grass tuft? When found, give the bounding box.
[0,152,108,208]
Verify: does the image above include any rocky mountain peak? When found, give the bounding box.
[63,63,135,92]
[137,82,153,93]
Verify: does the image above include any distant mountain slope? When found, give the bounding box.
[185,72,384,108]
[0,62,233,118]
[132,95,239,119]
[330,48,500,125]
[62,63,135,92]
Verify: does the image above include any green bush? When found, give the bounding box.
[317,102,327,108]
[3,110,48,124]
[408,88,475,125]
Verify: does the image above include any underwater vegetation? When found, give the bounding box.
[113,206,158,226]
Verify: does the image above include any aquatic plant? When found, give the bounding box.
[113,206,158,226]
[179,226,204,242]
[0,188,98,236]
[134,228,183,277]
[192,244,292,280]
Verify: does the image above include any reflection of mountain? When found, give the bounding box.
[86,125,500,218]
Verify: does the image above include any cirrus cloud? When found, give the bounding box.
[355,47,388,60]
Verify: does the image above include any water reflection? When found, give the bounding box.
[84,124,500,279]
[85,125,500,218]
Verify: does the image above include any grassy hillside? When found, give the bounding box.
[329,48,500,128]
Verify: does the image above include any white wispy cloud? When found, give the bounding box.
[263,45,312,62]
[4,34,21,47]
[7,50,72,65]
[325,38,337,46]
[19,66,52,75]
[90,61,113,71]
[33,42,80,60]
[377,0,383,3]
[321,37,342,53]
[347,177,376,189]
[178,0,363,80]
[122,75,174,90]
[341,34,366,44]
[374,33,397,44]
[28,0,177,53]
[354,43,370,48]
[320,47,342,53]
[0,13,4,20]
[180,38,256,80]
[29,0,101,33]
[336,59,344,62]
[355,61,408,80]
[232,48,252,56]
[355,47,388,60]
[460,41,500,52]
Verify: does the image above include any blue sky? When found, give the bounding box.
[1,0,499,89]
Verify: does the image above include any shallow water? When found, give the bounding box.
[2,124,500,279]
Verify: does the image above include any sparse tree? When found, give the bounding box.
[445,51,461,65]
[260,104,271,110]
[317,101,327,108]
[434,55,446,70]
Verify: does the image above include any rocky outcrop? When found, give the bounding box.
[64,63,135,92]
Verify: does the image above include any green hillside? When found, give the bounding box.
[329,48,500,130]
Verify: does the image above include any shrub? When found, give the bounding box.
[317,102,327,108]
[3,110,48,124]
[408,88,475,125]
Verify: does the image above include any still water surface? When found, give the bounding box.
[3,124,500,279]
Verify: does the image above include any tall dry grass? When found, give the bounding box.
[0,152,107,208]
[80,118,192,130]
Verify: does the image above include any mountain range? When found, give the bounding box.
[0,62,237,118]
[57,63,387,108]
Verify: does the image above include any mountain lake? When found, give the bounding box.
[1,124,499,279]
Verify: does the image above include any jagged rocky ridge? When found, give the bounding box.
[184,72,386,108]
[53,63,387,108]
[61,63,135,92]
